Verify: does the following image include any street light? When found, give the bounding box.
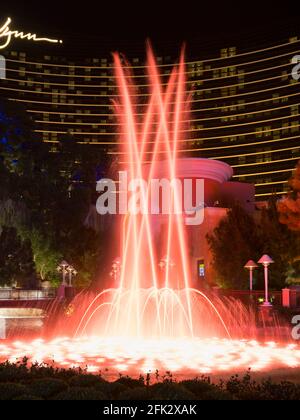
[57,260,69,286]
[66,265,77,287]
[244,260,258,291]
[110,257,121,286]
[258,254,274,306]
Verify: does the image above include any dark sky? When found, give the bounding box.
[1,1,300,56]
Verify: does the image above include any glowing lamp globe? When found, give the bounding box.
[244,260,258,269]
[258,255,274,266]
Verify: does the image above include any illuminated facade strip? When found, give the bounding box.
[34,122,300,143]
[5,38,299,68]
[255,191,286,197]
[230,156,300,168]
[232,167,294,178]
[10,91,300,113]
[3,48,297,77]
[255,180,288,187]
[24,92,300,117]
[107,134,300,154]
[1,60,292,87]
[1,80,297,105]
[0,72,295,97]
[34,112,300,133]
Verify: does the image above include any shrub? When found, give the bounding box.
[180,379,214,397]
[119,387,150,400]
[151,383,195,400]
[13,394,44,400]
[116,376,144,389]
[0,383,27,400]
[54,387,106,400]
[29,378,68,399]
[69,374,103,388]
[94,381,127,399]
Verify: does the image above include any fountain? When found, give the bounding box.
[1,44,300,377]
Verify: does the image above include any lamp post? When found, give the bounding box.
[57,260,69,286]
[110,257,121,286]
[244,260,258,291]
[66,265,77,287]
[258,254,274,306]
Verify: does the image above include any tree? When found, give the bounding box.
[259,198,300,289]
[0,226,35,287]
[207,203,263,289]
[0,98,112,288]
[277,161,300,231]
[207,201,299,290]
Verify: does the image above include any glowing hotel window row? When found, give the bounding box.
[10,90,300,113]
[0,71,292,97]
[5,39,299,70]
[3,49,298,80]
[26,102,300,123]
[34,122,300,143]
[1,60,293,88]
[1,80,297,106]
[34,112,300,134]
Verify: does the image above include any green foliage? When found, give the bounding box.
[0,383,27,400]
[150,382,195,400]
[0,226,35,287]
[207,203,262,289]
[28,378,68,398]
[1,361,300,400]
[54,387,107,400]
[278,161,300,231]
[69,373,103,388]
[208,201,300,289]
[0,98,111,287]
[118,387,150,400]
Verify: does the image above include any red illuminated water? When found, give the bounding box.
[1,45,300,376]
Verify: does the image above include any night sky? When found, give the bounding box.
[1,1,300,56]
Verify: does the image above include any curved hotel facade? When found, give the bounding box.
[0,35,300,199]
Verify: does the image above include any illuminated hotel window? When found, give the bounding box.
[44,56,51,61]
[272,93,280,104]
[229,67,236,76]
[19,67,25,76]
[291,122,299,133]
[11,51,17,57]
[289,36,298,43]
[291,105,299,115]
[282,122,289,134]
[281,71,288,81]
[263,126,271,137]
[255,127,263,138]
[229,47,236,56]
